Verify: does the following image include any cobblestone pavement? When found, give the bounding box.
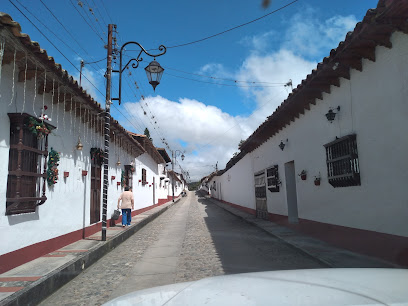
[40,192,325,305]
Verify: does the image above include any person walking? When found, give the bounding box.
[117,186,134,227]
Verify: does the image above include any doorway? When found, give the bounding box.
[284,161,299,223]
[254,171,268,220]
[90,159,101,224]
[153,177,155,205]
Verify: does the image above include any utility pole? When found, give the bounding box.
[79,60,84,86]
[102,24,113,241]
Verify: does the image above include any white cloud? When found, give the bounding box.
[282,9,357,58]
[72,66,104,102]
[123,8,358,181]
[124,96,248,180]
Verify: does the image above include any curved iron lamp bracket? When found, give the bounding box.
[113,41,167,104]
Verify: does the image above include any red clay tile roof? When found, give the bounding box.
[233,0,408,169]
[128,132,166,164]
[0,12,145,156]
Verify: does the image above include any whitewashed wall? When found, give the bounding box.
[213,153,256,211]
[132,153,159,207]
[215,31,408,237]
[156,164,170,201]
[0,61,154,256]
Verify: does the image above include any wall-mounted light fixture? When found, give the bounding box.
[279,139,288,151]
[76,137,83,150]
[325,106,340,123]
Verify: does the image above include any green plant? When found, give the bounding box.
[47,148,60,187]
[27,117,51,139]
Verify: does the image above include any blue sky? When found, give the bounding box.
[2,0,378,180]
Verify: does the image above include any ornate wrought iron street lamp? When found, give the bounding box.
[112,42,166,105]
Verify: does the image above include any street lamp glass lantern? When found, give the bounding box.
[145,60,164,91]
[181,154,185,161]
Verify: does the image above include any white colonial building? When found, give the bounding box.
[0,13,178,273]
[204,0,408,267]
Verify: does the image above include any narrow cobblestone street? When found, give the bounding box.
[40,192,325,305]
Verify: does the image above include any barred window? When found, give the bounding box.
[141,168,147,184]
[266,165,280,192]
[324,134,361,188]
[6,113,55,215]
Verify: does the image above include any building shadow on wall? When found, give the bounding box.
[194,190,323,275]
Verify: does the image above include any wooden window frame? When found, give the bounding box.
[6,113,55,215]
[124,165,133,189]
[266,165,280,192]
[141,168,147,185]
[324,134,361,188]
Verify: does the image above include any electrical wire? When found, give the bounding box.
[10,0,156,146]
[124,54,286,85]
[128,0,298,51]
[15,0,84,60]
[165,72,285,88]
[69,0,105,43]
[8,0,106,96]
[39,0,106,68]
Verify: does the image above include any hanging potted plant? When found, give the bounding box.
[27,116,51,139]
[314,174,321,186]
[298,170,307,180]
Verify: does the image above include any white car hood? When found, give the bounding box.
[104,268,408,306]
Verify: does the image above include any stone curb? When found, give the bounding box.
[1,199,180,306]
[202,195,399,269]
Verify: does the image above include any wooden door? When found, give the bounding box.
[254,171,268,220]
[90,160,101,224]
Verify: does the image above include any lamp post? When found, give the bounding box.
[171,150,185,202]
[112,42,166,105]
[101,24,166,241]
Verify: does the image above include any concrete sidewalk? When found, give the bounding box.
[204,195,400,269]
[0,198,180,306]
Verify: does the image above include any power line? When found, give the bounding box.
[83,57,107,65]
[69,0,105,42]
[8,0,106,96]
[15,0,85,60]
[123,54,286,85]
[129,0,298,51]
[165,72,285,88]
[10,0,156,147]
[100,0,113,24]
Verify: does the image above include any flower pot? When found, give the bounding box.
[314,179,321,186]
[139,180,142,182]
[82,170,88,176]
[111,176,116,180]
[301,174,307,180]
[117,182,121,186]
[64,171,69,178]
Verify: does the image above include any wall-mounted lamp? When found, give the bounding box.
[76,137,83,150]
[116,157,121,166]
[325,106,340,123]
[279,139,288,151]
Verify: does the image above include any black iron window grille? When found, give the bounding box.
[266,165,280,192]
[324,134,361,188]
[6,113,55,215]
